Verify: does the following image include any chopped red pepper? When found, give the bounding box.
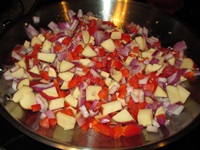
[68,76,81,89]
[62,37,72,45]
[39,116,50,129]
[31,104,41,112]
[123,124,142,137]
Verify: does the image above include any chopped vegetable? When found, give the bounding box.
[3,8,200,139]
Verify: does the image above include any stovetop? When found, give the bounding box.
[0,0,200,150]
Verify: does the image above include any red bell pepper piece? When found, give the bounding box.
[123,124,142,137]
[93,122,114,137]
[68,76,81,89]
[49,118,57,127]
[112,59,123,70]
[62,37,72,45]
[40,70,50,81]
[39,116,50,129]
[113,124,124,139]
[118,84,127,99]
[121,68,130,78]
[122,33,131,43]
[60,108,74,117]
[81,117,98,131]
[31,104,41,112]
[128,74,140,88]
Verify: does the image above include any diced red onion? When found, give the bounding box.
[90,68,101,78]
[167,70,181,85]
[3,69,13,80]
[174,58,182,68]
[166,103,184,116]
[79,105,90,118]
[11,79,18,91]
[69,19,79,32]
[11,51,22,61]
[31,82,54,92]
[173,40,187,51]
[156,117,166,126]
[76,113,86,127]
[149,57,159,64]
[44,110,55,118]
[48,21,60,34]
[25,24,39,38]
[93,30,108,46]
[109,85,118,94]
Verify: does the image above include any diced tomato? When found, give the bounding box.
[31,104,41,112]
[123,124,142,137]
[39,116,50,129]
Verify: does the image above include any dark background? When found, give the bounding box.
[0,0,200,150]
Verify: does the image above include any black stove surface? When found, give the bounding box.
[0,0,200,150]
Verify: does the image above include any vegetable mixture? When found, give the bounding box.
[3,9,199,138]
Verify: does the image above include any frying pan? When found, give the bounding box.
[1,0,200,149]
